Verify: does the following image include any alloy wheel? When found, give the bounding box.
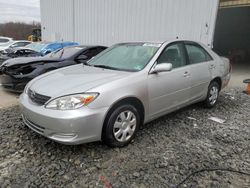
[209,86,218,105]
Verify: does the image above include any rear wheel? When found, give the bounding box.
[103,104,140,147]
[204,81,220,108]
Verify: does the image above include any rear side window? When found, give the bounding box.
[185,44,213,64]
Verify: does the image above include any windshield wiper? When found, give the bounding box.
[92,65,120,70]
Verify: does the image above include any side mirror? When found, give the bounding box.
[150,63,172,74]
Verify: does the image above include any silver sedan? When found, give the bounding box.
[20,40,231,147]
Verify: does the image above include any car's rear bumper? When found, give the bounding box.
[221,72,231,89]
[19,93,109,145]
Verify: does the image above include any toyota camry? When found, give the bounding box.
[19,40,231,147]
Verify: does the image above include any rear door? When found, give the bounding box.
[148,42,191,118]
[184,42,214,101]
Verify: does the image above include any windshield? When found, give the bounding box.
[88,43,160,71]
[25,43,48,52]
[45,46,85,59]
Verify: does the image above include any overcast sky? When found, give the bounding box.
[0,0,40,23]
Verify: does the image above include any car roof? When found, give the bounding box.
[38,41,78,44]
[12,40,31,43]
[116,39,203,46]
[63,45,107,49]
[117,41,164,45]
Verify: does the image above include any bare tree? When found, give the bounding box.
[0,22,41,40]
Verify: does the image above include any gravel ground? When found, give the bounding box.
[0,88,250,188]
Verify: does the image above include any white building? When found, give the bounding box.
[40,0,219,47]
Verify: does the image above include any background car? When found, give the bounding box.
[0,41,79,64]
[0,47,40,65]
[26,41,79,56]
[0,36,13,45]
[0,45,107,92]
[0,40,31,52]
[19,40,231,147]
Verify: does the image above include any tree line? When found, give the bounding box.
[0,22,41,40]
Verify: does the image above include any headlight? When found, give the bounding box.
[45,93,99,110]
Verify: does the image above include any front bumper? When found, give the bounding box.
[0,74,29,92]
[19,93,109,145]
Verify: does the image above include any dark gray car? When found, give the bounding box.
[0,45,107,92]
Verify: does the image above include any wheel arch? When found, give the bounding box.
[101,96,145,140]
[211,77,222,91]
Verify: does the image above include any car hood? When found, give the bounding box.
[30,64,131,97]
[2,57,62,67]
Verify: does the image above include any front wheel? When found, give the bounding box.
[204,81,220,108]
[102,105,140,147]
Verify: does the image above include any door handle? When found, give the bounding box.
[183,71,190,77]
[209,64,216,69]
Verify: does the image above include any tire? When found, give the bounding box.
[102,104,140,147]
[204,81,220,108]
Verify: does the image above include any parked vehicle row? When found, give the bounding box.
[0,41,79,64]
[0,40,31,63]
[0,45,107,92]
[0,40,31,52]
[16,39,231,147]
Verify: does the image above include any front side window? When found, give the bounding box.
[88,43,160,71]
[10,43,19,48]
[185,44,212,64]
[10,42,24,48]
[12,42,30,47]
[157,43,186,69]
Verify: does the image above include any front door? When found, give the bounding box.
[148,42,191,119]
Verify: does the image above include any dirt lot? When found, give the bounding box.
[0,88,249,188]
[0,86,19,109]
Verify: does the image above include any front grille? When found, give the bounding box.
[28,89,51,105]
